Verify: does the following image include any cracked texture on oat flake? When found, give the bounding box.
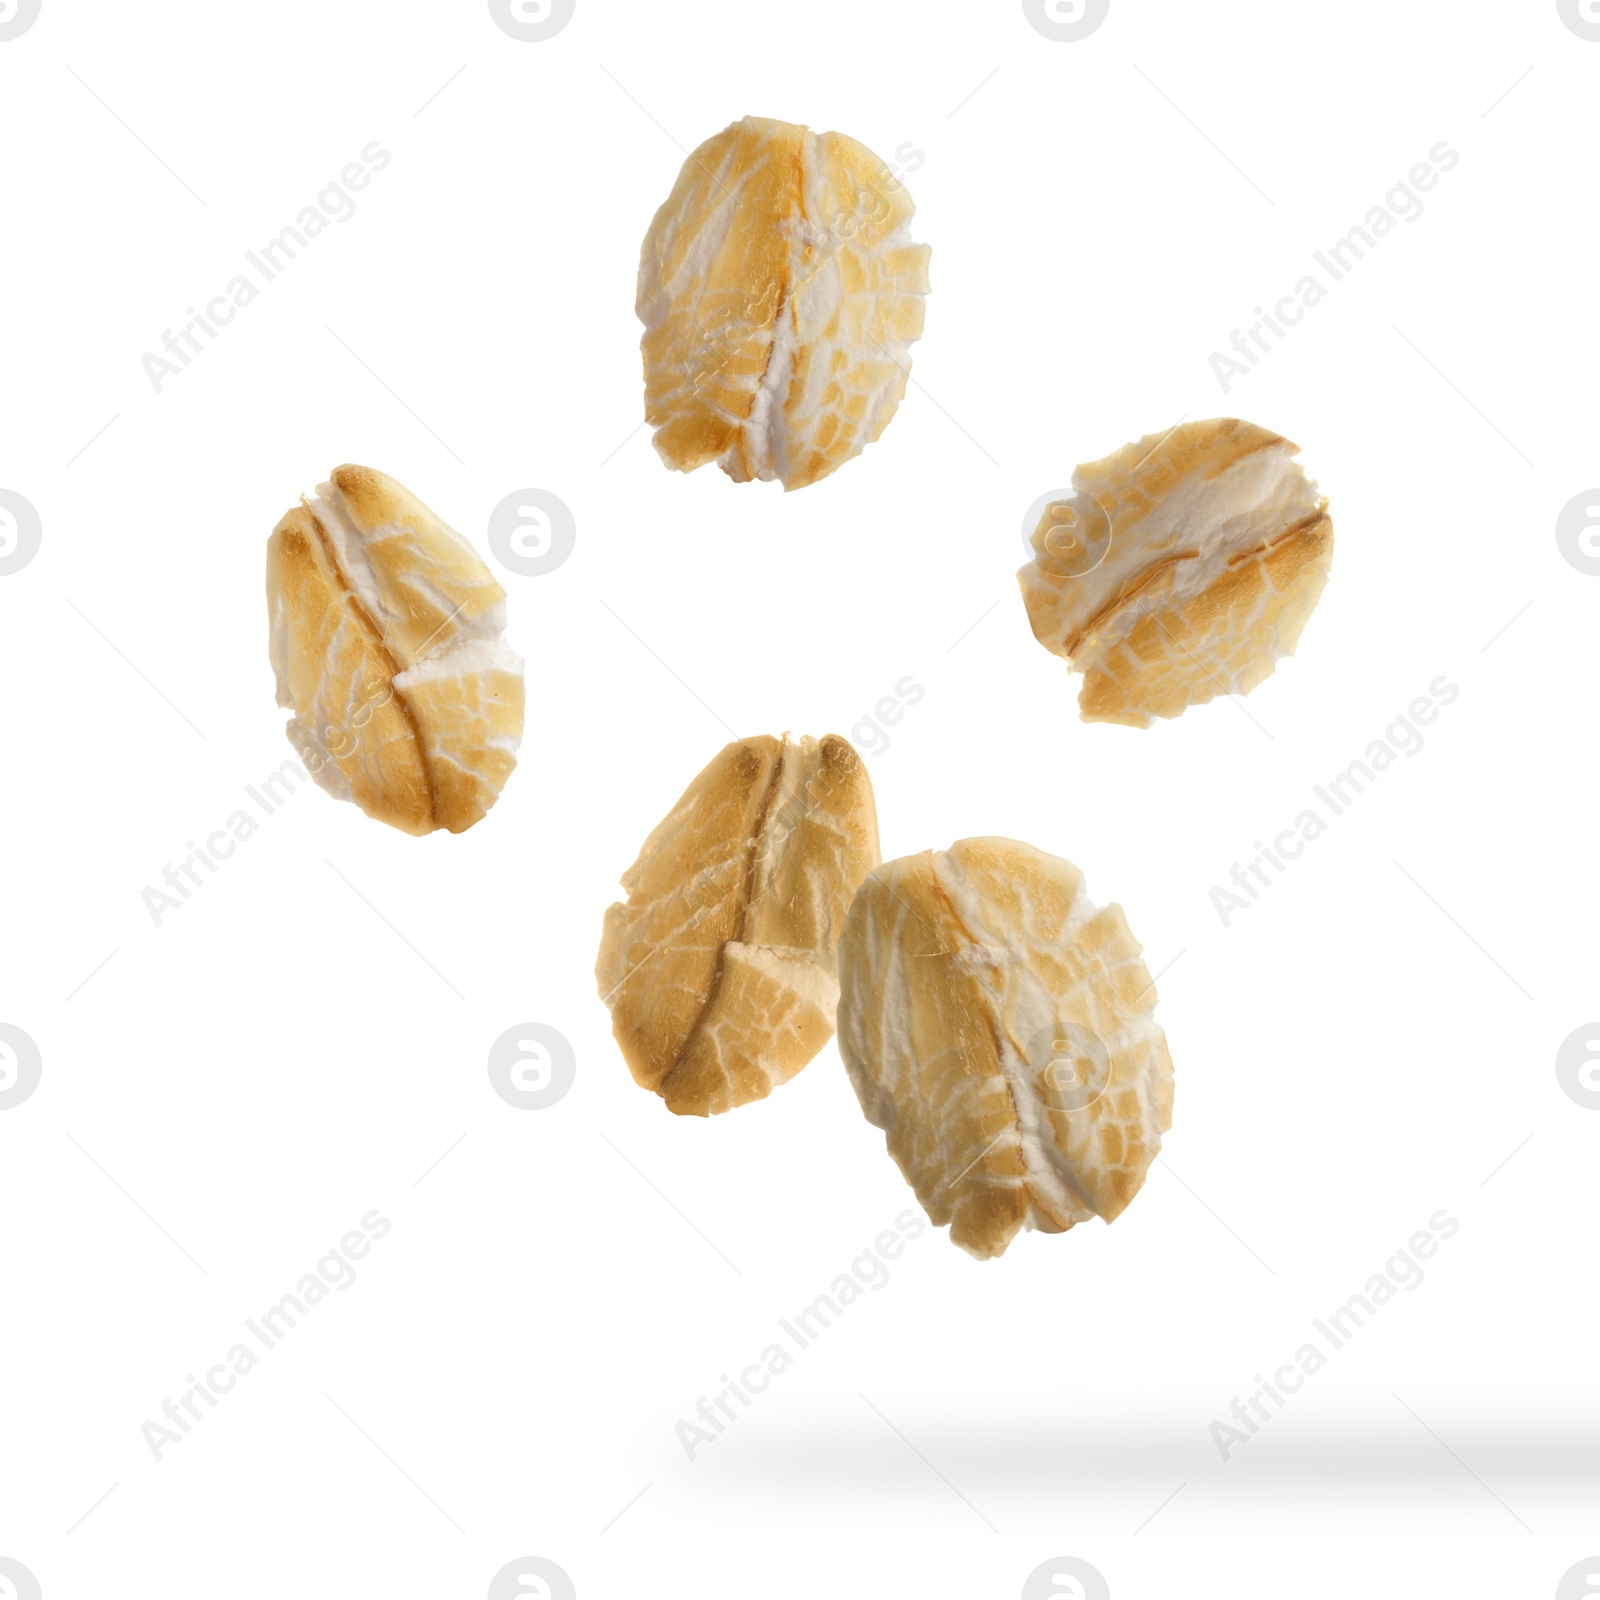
[597,734,880,1116]
[836,838,1174,1260]
[266,464,524,835]
[636,116,931,491]
[1018,419,1334,727]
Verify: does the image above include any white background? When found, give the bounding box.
[1,1,1596,1596]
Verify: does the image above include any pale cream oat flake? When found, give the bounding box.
[836,837,1174,1260]
[1017,418,1334,727]
[266,464,524,835]
[637,116,931,491]
[597,734,880,1116]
